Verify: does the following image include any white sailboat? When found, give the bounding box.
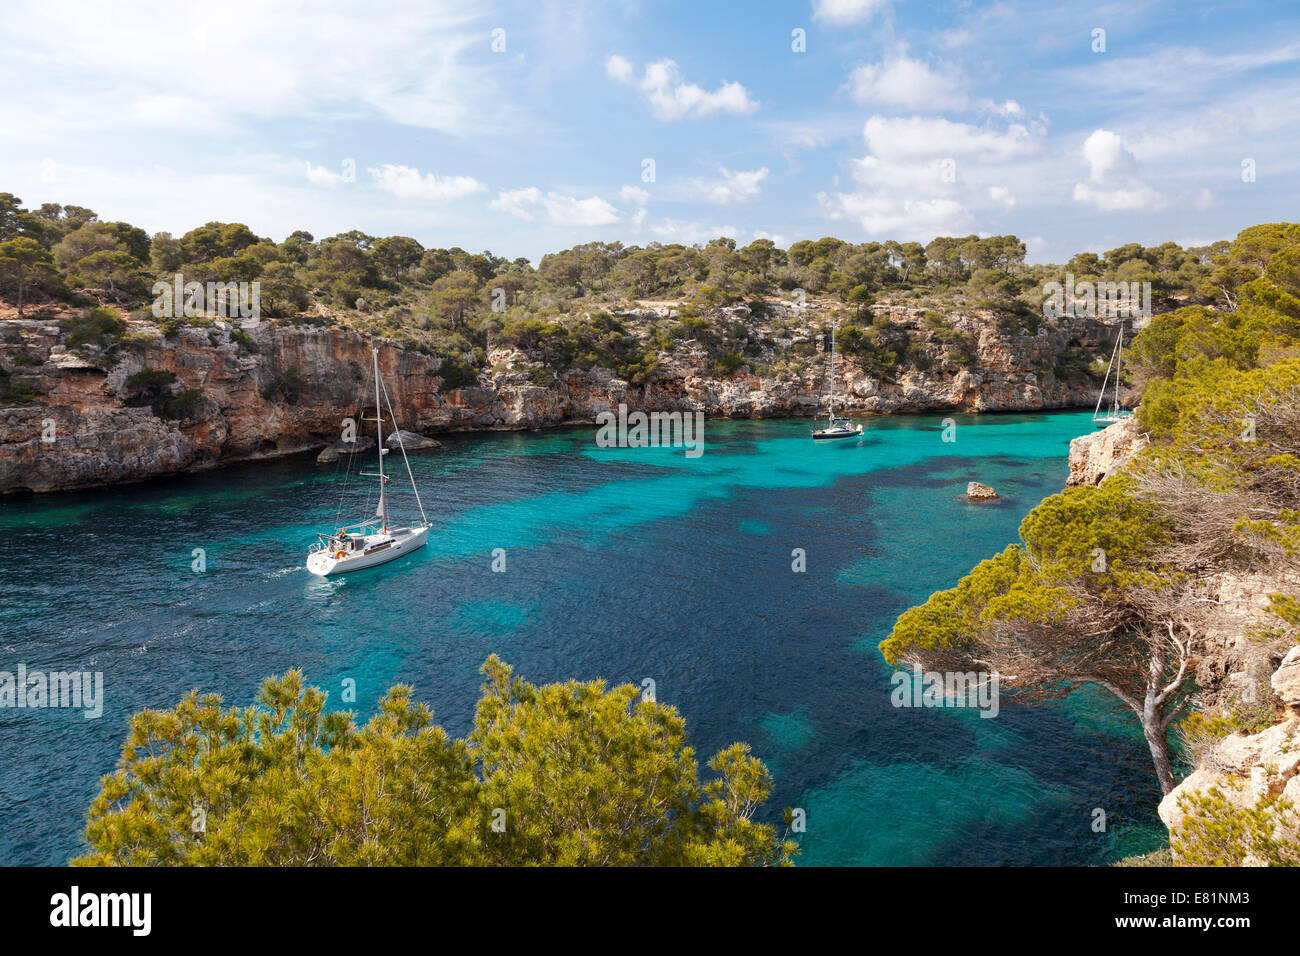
[1093,321,1133,428]
[306,348,430,576]
[812,317,864,441]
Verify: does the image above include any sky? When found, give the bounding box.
[2,0,1298,264]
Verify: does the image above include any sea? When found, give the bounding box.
[0,410,1168,865]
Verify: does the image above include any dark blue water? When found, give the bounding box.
[0,412,1166,865]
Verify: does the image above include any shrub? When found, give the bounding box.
[438,355,479,390]
[713,351,745,376]
[63,307,126,348]
[230,327,258,352]
[156,388,205,420]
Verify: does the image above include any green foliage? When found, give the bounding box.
[62,307,126,348]
[1267,593,1300,639]
[0,236,59,316]
[260,368,305,403]
[879,477,1170,665]
[155,388,204,421]
[1114,846,1175,867]
[0,369,36,403]
[229,327,257,351]
[712,351,745,376]
[124,368,177,393]
[437,354,479,390]
[76,660,795,867]
[1171,787,1300,866]
[836,322,907,371]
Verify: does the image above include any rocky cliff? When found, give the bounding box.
[1066,416,1150,486]
[0,302,1109,493]
[1072,408,1300,862]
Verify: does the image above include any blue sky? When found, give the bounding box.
[2,0,1298,263]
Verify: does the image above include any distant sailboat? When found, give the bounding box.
[812,317,864,441]
[1093,321,1133,428]
[306,348,430,575]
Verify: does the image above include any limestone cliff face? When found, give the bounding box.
[0,303,1108,493]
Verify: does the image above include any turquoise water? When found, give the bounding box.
[0,411,1166,865]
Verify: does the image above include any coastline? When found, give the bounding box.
[1,306,1108,494]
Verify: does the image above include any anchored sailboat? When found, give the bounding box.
[306,348,430,576]
[812,317,864,441]
[1093,321,1133,428]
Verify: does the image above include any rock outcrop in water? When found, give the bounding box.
[1066,417,1149,486]
[0,302,1110,493]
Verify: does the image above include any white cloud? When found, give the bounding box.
[818,113,1044,240]
[812,0,889,25]
[1058,41,1300,97]
[619,184,651,205]
[490,187,620,226]
[1071,129,1164,212]
[305,161,345,187]
[862,115,1043,163]
[980,99,1024,118]
[818,192,974,238]
[490,187,544,221]
[605,54,634,83]
[0,0,501,137]
[847,52,968,110]
[689,166,769,204]
[368,163,484,200]
[544,193,621,227]
[650,219,744,244]
[987,185,1016,208]
[607,56,757,120]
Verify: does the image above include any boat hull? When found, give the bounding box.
[812,428,863,441]
[307,527,429,576]
[1093,414,1133,428]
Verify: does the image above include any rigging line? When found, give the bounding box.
[1093,327,1121,420]
[813,343,828,427]
[379,374,429,527]
[333,404,357,530]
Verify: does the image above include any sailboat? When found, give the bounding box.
[306,348,430,576]
[812,317,864,441]
[1092,321,1133,428]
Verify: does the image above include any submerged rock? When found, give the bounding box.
[966,481,999,499]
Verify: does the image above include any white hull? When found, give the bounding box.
[307,526,429,576]
[813,426,863,441]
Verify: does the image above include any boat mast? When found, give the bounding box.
[373,348,386,532]
[1093,326,1121,422]
[1113,322,1124,417]
[828,319,836,423]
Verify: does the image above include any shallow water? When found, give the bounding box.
[0,411,1166,865]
